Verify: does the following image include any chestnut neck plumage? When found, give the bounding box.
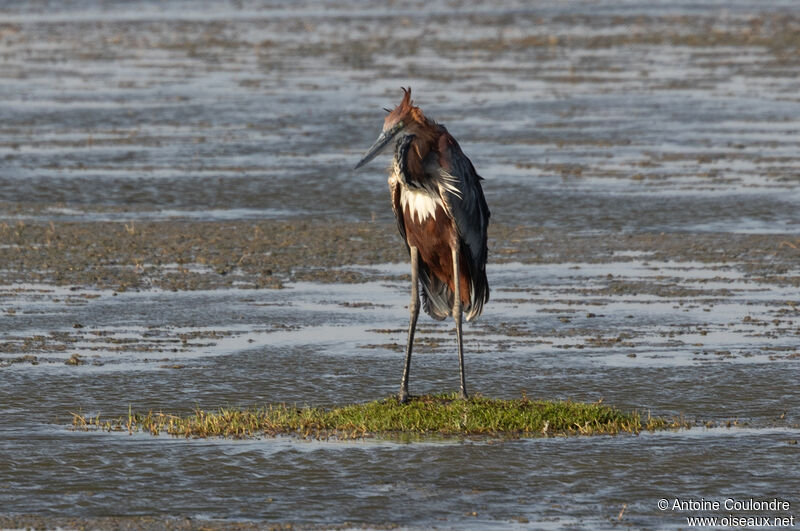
[400,129,439,185]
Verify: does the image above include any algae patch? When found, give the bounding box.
[70,394,689,440]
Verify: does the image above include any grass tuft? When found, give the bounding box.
[70,393,690,440]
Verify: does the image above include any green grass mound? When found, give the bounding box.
[72,394,689,439]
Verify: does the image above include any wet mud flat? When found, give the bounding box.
[0,514,321,531]
[1,218,799,291]
[2,219,798,368]
[2,0,800,528]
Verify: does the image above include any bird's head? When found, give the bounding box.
[354,87,427,169]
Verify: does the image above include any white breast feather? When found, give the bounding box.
[401,188,440,224]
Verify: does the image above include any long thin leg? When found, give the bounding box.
[399,246,420,403]
[452,247,468,399]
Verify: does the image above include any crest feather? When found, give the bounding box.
[399,86,412,110]
[383,86,430,133]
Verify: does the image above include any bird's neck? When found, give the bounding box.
[401,122,440,184]
[402,136,429,184]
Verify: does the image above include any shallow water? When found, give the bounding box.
[2,263,799,527]
[2,1,800,233]
[1,0,799,528]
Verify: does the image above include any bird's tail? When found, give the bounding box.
[418,263,489,322]
[465,267,489,322]
[419,265,451,321]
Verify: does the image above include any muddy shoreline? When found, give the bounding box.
[0,514,377,531]
[2,217,797,370]
[2,218,798,291]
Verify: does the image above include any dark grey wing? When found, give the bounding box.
[434,132,490,320]
[436,134,490,273]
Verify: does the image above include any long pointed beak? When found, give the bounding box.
[354,129,397,169]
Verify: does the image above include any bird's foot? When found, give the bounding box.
[398,389,411,404]
[458,389,469,400]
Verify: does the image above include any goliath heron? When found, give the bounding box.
[354,88,490,402]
